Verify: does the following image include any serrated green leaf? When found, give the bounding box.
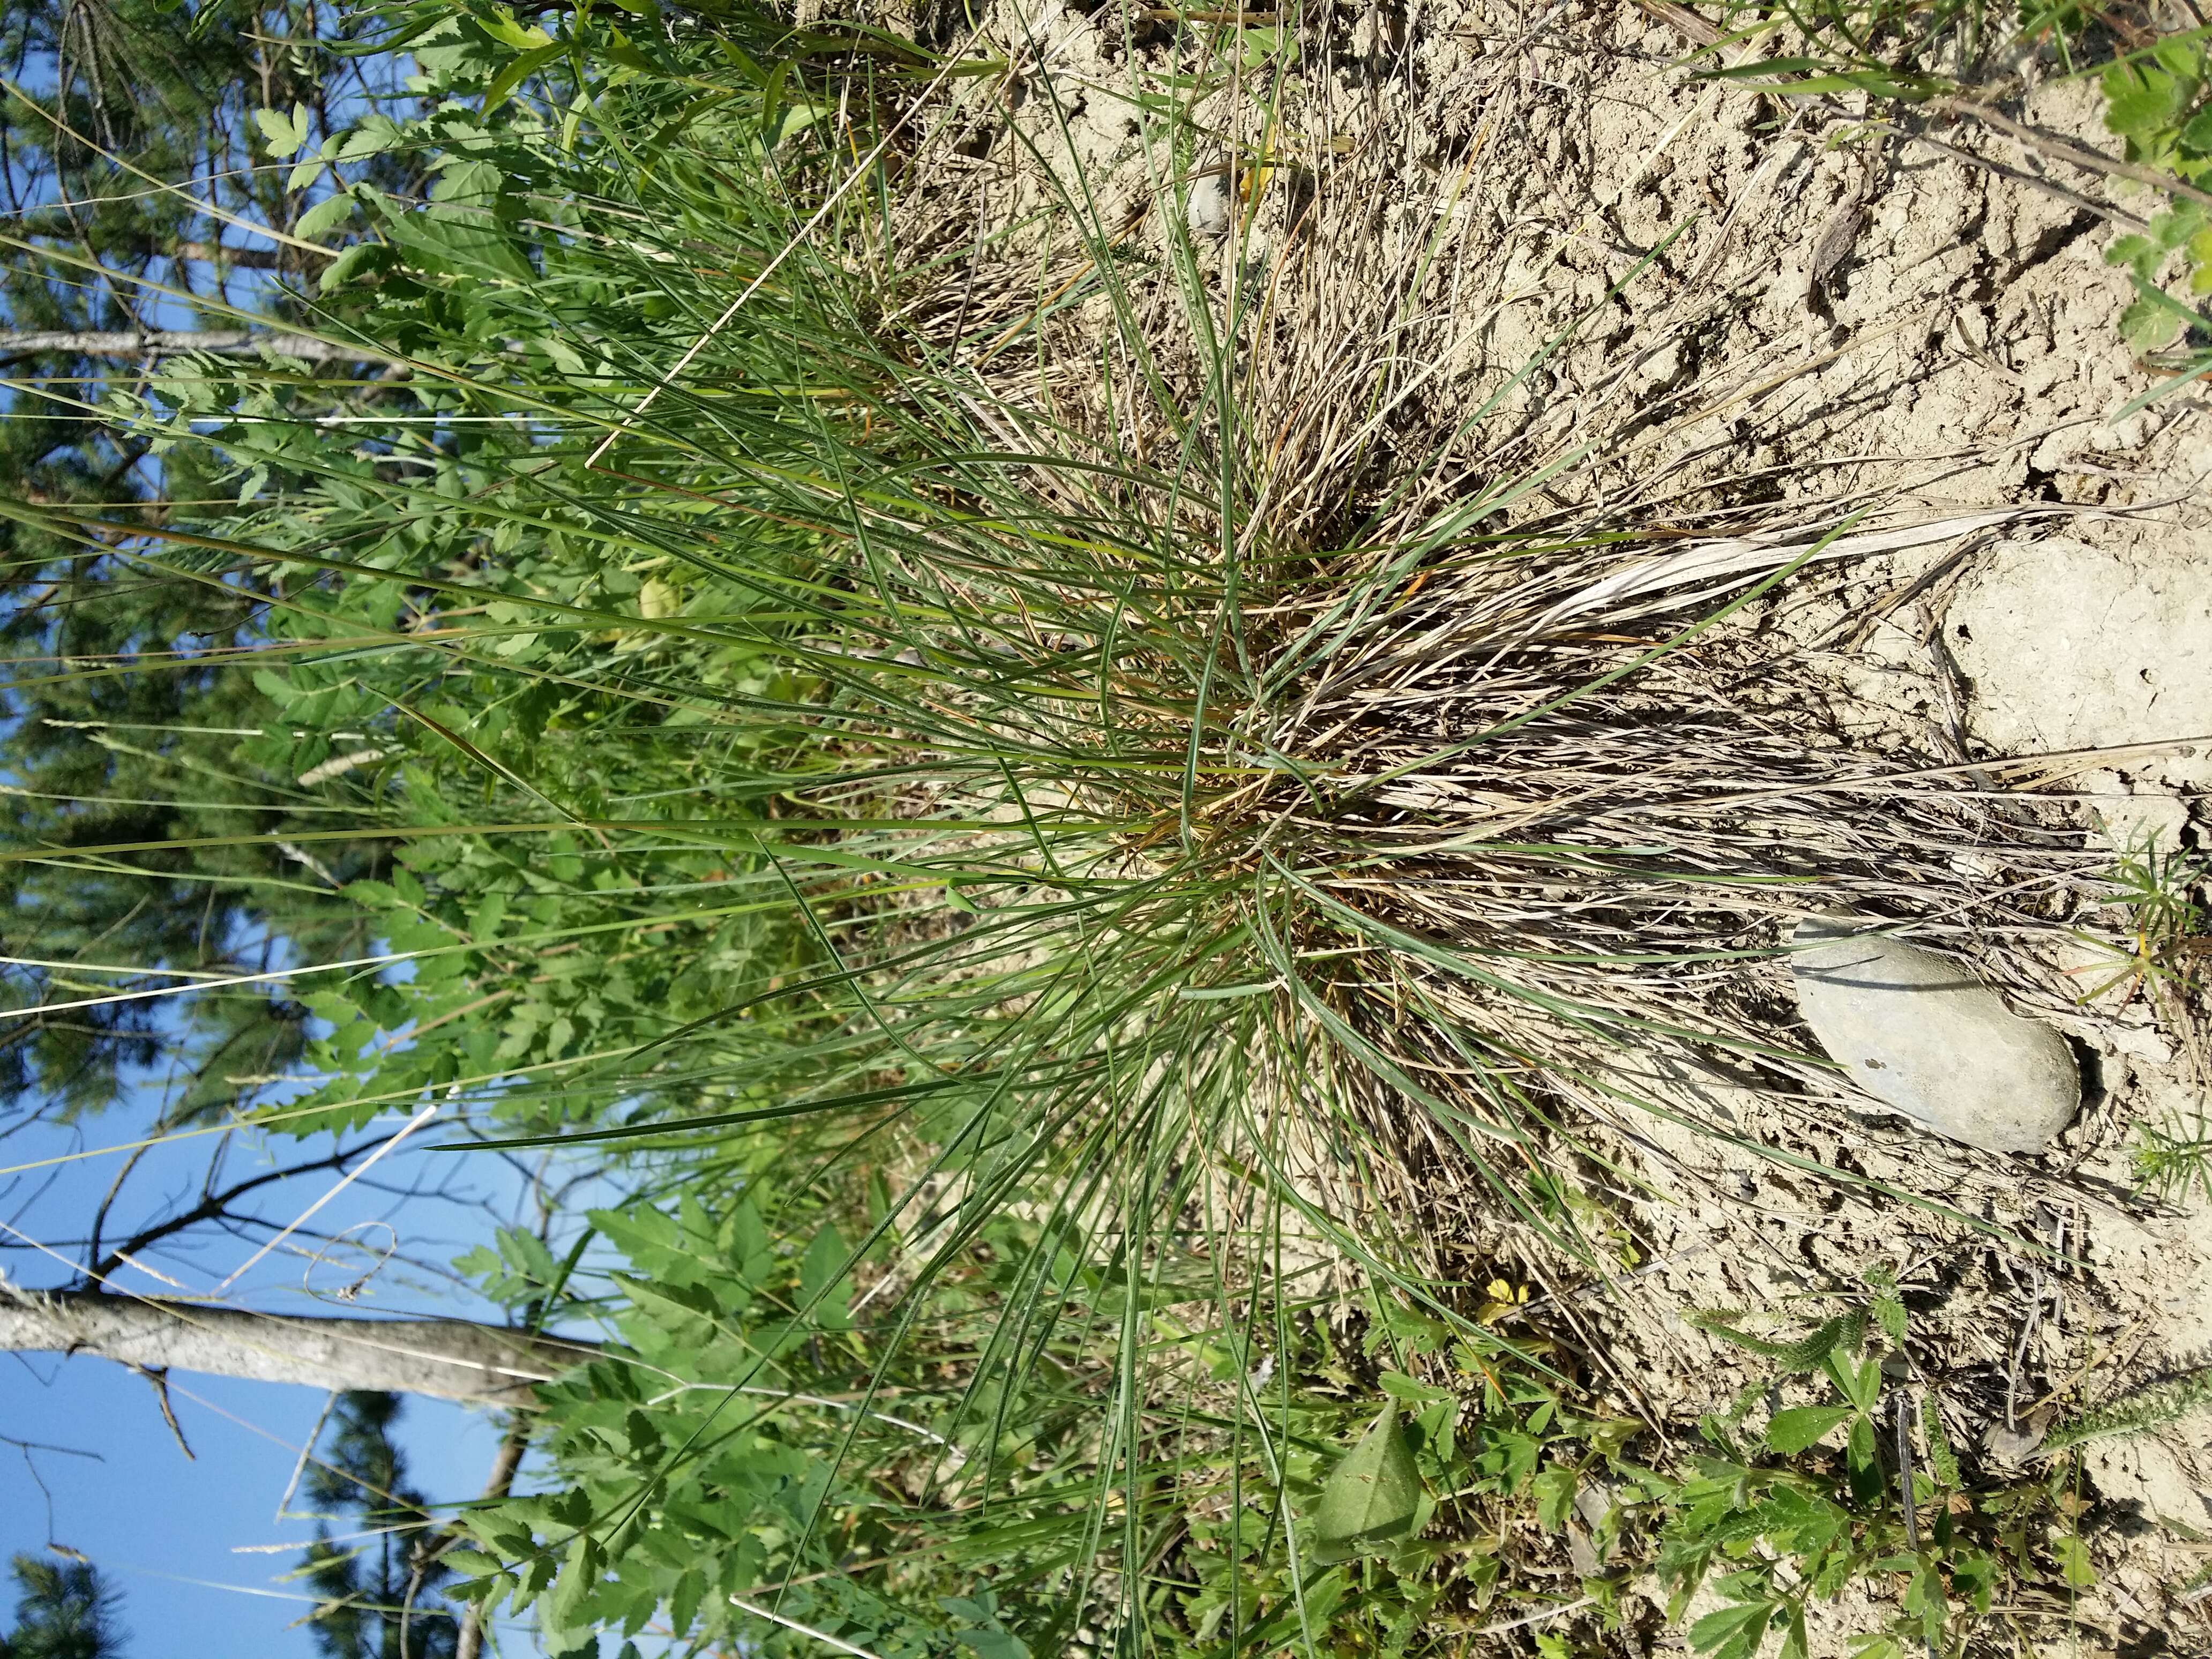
[1689,1598,1774,1658]
[1867,1273,1907,1343]
[2152,36,2206,77]
[1766,1404,1856,1455]
[253,103,309,157]
[2105,69,2193,139]
[670,1567,706,1636]
[1533,1464,1578,1531]
[545,1531,599,1633]
[480,8,555,48]
[1691,1311,1858,1371]
[295,191,355,240]
[487,41,566,113]
[2108,232,2161,272]
[319,241,395,294]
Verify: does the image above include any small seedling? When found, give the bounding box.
[2080,829,2210,1007]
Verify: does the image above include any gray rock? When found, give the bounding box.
[1790,916,2080,1153]
[1185,175,1232,240]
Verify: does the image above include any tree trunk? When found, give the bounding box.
[0,1282,597,1406]
[0,328,385,363]
[173,242,291,270]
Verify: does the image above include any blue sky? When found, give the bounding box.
[2,1350,511,1656]
[0,1093,564,1656]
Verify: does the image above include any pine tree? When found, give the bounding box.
[0,1555,126,1659]
[0,0,417,1117]
[300,1392,459,1659]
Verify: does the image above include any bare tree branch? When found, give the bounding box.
[0,1281,599,1405]
[0,328,389,363]
[89,1138,372,1286]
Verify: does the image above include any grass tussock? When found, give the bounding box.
[6,2,2203,1652]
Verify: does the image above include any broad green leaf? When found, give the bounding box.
[669,1568,706,1636]
[319,241,396,294]
[2105,68,2193,140]
[2151,36,2207,76]
[2108,232,2161,274]
[1952,1547,1996,1613]
[2120,292,2187,350]
[1237,26,1297,69]
[1846,1416,1884,1506]
[1766,1404,1856,1455]
[296,191,356,240]
[487,41,567,113]
[1904,1553,1947,1639]
[479,9,555,48]
[2054,1530,2097,1588]
[800,1222,853,1326]
[1532,1463,1578,1531]
[544,1531,599,1634]
[1377,1368,1453,1407]
[1313,1409,1424,1561]
[1824,1349,1882,1414]
[1688,1599,1774,1659]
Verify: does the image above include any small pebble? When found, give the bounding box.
[1186,175,1232,240]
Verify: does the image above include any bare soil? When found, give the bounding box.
[908,0,2212,1647]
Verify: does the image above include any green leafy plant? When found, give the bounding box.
[2101,33,2212,394]
[1313,1409,1428,1561]
[2081,832,2212,1201]
[2134,1110,2212,1204]
[2082,830,2210,1006]
[1665,1290,2012,1658]
[2045,1364,2212,1455]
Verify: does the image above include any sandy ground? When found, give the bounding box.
[898,0,2211,1647]
[1359,10,2212,1651]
